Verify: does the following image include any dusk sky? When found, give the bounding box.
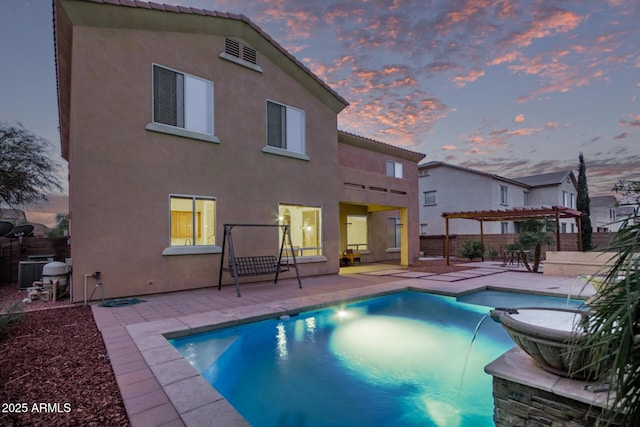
[1,0,639,224]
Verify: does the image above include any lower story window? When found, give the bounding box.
[501,222,509,234]
[346,215,368,251]
[387,217,401,249]
[170,195,216,246]
[279,204,321,256]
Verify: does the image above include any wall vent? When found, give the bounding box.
[224,38,241,58]
[224,37,257,65]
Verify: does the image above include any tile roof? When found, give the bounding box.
[418,161,529,187]
[513,170,574,187]
[338,130,426,161]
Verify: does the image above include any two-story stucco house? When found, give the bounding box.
[418,161,578,235]
[590,195,639,232]
[54,0,424,302]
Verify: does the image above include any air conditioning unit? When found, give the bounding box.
[18,261,49,289]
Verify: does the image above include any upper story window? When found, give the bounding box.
[523,191,529,206]
[152,65,213,136]
[266,100,306,155]
[562,191,568,207]
[570,193,576,209]
[500,185,508,205]
[386,161,403,178]
[424,191,436,206]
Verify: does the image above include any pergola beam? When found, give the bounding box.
[442,205,583,265]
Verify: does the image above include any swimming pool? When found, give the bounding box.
[170,291,580,427]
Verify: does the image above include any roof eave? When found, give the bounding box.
[338,130,426,162]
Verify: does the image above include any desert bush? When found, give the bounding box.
[458,240,485,261]
[0,302,25,340]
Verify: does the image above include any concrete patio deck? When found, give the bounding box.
[91,262,596,427]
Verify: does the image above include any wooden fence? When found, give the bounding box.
[0,237,70,286]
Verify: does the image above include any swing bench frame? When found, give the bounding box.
[217,223,302,297]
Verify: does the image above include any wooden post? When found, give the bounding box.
[445,217,450,265]
[480,220,485,261]
[555,212,561,251]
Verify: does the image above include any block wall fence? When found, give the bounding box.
[420,232,614,259]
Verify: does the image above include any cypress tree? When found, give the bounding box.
[577,153,593,250]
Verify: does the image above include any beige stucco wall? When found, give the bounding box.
[66,25,342,301]
[337,141,423,265]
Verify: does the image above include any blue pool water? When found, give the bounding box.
[171,291,581,427]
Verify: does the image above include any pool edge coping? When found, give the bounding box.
[120,277,595,426]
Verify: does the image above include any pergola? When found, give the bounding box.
[441,205,583,265]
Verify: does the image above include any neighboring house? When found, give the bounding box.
[418,162,578,235]
[590,195,638,232]
[54,0,424,302]
[590,195,619,232]
[0,208,27,224]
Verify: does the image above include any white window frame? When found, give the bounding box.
[500,185,508,205]
[562,191,568,207]
[278,203,323,259]
[146,64,219,144]
[387,217,402,249]
[386,161,403,178]
[424,191,437,206]
[346,215,368,251]
[162,194,220,256]
[264,100,308,161]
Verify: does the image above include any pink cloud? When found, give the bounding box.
[453,69,485,87]
[508,9,583,48]
[619,114,640,127]
[515,114,525,123]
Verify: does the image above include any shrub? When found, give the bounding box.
[486,246,499,260]
[458,240,485,261]
[0,302,25,340]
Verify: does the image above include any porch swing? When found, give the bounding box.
[217,224,302,297]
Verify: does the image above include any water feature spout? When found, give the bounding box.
[458,312,493,400]
[490,307,518,322]
[567,275,588,305]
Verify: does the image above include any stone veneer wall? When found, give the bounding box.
[493,377,619,426]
